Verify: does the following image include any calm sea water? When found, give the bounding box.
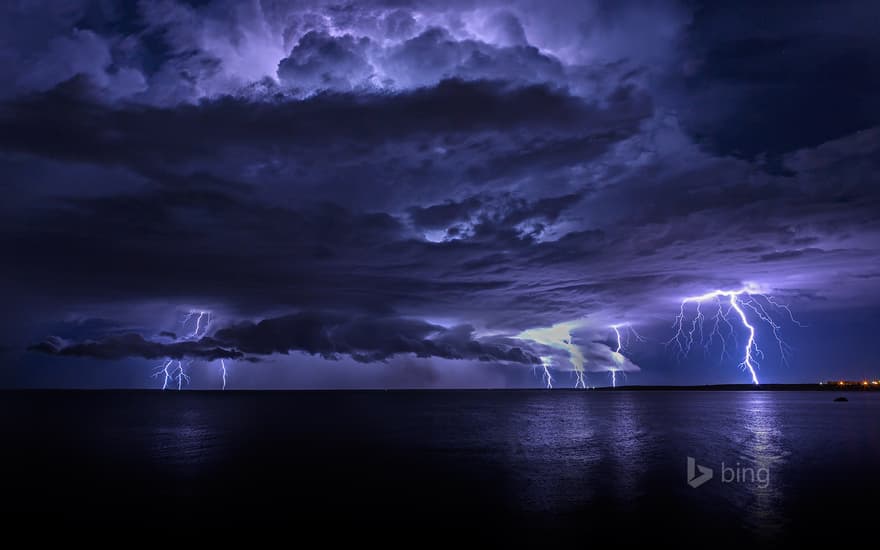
[1,390,878,540]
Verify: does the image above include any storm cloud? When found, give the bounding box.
[31,313,541,366]
[2,0,879,388]
[30,334,242,361]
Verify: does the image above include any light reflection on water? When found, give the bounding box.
[733,395,787,535]
[504,395,603,512]
[57,390,880,537]
[148,409,219,467]
[605,392,652,498]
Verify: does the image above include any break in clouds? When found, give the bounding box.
[2,0,879,388]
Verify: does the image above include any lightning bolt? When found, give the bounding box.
[612,325,623,354]
[610,325,623,388]
[516,321,586,389]
[609,324,644,388]
[574,370,586,389]
[540,356,554,389]
[173,360,190,390]
[152,359,174,390]
[186,311,211,339]
[668,284,800,385]
[194,312,205,336]
[151,310,230,390]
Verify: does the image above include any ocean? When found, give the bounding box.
[1,390,878,540]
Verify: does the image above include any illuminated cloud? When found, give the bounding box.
[516,321,641,387]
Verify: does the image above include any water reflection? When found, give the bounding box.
[501,394,601,513]
[149,408,218,467]
[2,390,876,536]
[496,392,656,513]
[729,394,788,536]
[606,392,650,500]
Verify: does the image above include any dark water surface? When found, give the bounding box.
[1,390,878,540]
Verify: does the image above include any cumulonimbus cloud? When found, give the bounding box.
[29,334,242,361]
[30,312,542,366]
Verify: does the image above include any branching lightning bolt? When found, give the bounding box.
[668,285,800,385]
[516,321,585,389]
[174,360,190,390]
[185,311,211,339]
[611,325,623,388]
[152,359,174,390]
[152,310,231,390]
[540,357,554,389]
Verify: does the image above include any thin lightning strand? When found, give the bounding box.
[193,311,204,337]
[540,357,554,389]
[609,324,642,388]
[611,325,622,388]
[613,325,623,354]
[668,286,799,385]
[152,359,174,390]
[516,321,585,389]
[185,311,210,340]
[174,360,190,390]
[727,295,759,385]
[612,323,646,350]
[152,310,230,390]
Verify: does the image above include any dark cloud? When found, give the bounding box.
[499,193,584,226]
[31,313,540,365]
[30,333,241,361]
[758,248,825,263]
[214,312,540,364]
[0,77,645,173]
[676,0,880,158]
[408,192,583,233]
[409,197,484,229]
[277,31,373,91]
[1,185,416,313]
[2,0,880,387]
[4,123,878,335]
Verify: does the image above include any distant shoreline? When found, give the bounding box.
[592,384,880,392]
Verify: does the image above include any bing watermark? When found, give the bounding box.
[687,456,770,489]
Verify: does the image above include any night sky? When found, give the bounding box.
[2,0,878,389]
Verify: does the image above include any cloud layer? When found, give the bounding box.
[2,0,879,387]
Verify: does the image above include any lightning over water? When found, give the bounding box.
[516,321,587,389]
[152,359,174,390]
[611,325,623,388]
[184,311,211,339]
[540,357,554,389]
[668,285,801,385]
[151,310,230,390]
[173,360,189,390]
